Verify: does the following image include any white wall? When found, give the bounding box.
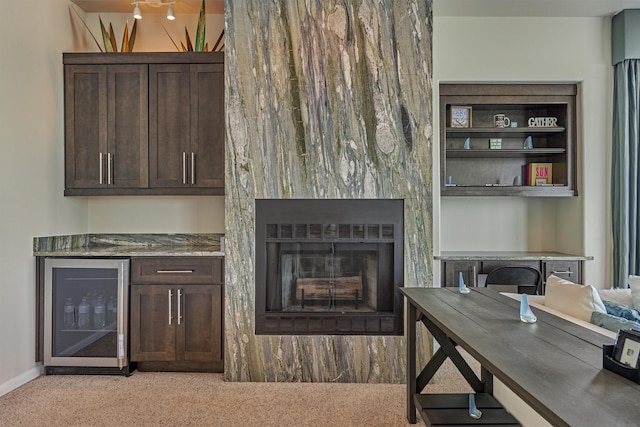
[433,17,613,288]
[88,196,224,232]
[0,2,225,395]
[0,0,87,392]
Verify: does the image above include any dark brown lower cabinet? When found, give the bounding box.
[130,257,223,372]
[439,253,589,294]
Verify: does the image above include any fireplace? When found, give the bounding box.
[255,199,403,335]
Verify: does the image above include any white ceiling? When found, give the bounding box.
[70,0,223,14]
[433,0,640,17]
[71,0,640,17]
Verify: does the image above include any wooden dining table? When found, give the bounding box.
[401,287,640,426]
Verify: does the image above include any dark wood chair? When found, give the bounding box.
[485,266,542,295]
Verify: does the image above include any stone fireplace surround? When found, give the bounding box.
[224,1,433,383]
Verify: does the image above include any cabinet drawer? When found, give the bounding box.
[131,257,223,284]
[482,260,540,274]
[543,261,580,283]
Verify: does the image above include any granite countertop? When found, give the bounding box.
[33,233,224,257]
[435,251,594,261]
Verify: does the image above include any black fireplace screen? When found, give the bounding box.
[255,199,403,335]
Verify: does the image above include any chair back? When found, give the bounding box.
[485,266,542,295]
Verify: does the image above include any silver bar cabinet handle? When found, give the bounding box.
[182,152,187,185]
[107,152,113,185]
[99,152,104,185]
[191,152,195,185]
[157,269,194,274]
[552,270,573,275]
[177,289,183,325]
[168,289,173,325]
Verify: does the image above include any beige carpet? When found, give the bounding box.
[0,358,476,427]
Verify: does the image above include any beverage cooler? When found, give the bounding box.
[44,258,132,375]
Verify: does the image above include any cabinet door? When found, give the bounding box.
[130,284,176,361]
[190,64,225,190]
[107,64,149,189]
[443,261,481,287]
[177,284,223,362]
[65,64,107,190]
[149,64,191,188]
[65,64,148,192]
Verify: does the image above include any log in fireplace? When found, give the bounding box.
[255,199,403,335]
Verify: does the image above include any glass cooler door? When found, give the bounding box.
[44,258,129,367]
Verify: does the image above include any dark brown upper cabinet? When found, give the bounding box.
[63,53,224,196]
[149,63,224,190]
[64,63,148,191]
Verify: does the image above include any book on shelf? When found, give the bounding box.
[525,163,552,186]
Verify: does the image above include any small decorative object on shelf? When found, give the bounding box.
[464,137,471,149]
[450,106,472,128]
[446,176,454,186]
[489,138,502,149]
[528,117,558,127]
[459,272,470,294]
[525,163,553,186]
[523,135,533,149]
[519,293,537,323]
[511,121,518,128]
[513,175,521,186]
[493,114,511,128]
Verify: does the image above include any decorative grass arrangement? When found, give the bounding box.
[100,18,137,52]
[69,4,137,53]
[161,0,224,52]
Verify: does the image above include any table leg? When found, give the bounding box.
[407,300,417,423]
[481,367,494,394]
[416,347,448,391]
[421,316,483,392]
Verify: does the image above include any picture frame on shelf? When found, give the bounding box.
[613,329,640,368]
[450,105,472,128]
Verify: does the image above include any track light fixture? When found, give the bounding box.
[132,1,177,20]
[133,4,142,19]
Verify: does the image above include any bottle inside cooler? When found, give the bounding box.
[107,296,116,325]
[94,295,106,329]
[77,297,90,329]
[63,298,75,329]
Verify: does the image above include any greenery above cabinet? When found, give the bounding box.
[440,83,577,197]
[63,52,224,196]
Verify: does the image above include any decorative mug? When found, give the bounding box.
[494,114,511,128]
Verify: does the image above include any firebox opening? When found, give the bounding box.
[255,199,403,336]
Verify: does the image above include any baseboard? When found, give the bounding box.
[0,364,45,397]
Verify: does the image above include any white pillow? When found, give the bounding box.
[598,287,634,307]
[544,275,606,322]
[628,275,640,310]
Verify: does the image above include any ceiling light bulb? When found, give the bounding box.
[133,4,142,19]
[167,4,175,20]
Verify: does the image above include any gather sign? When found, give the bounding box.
[528,116,558,127]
